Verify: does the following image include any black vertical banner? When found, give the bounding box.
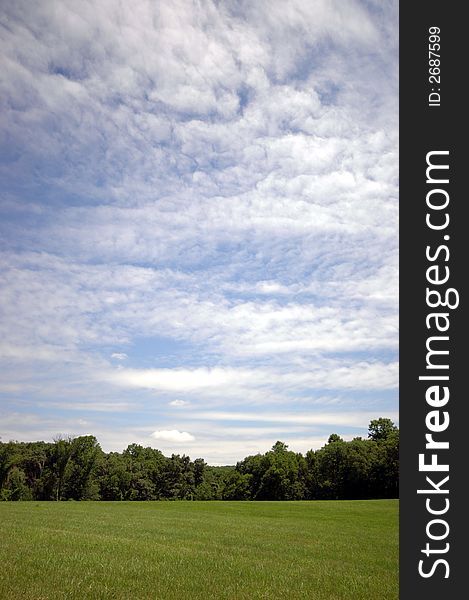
[400,2,466,598]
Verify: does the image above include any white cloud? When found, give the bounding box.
[0,0,398,462]
[169,399,189,407]
[103,361,397,395]
[37,401,134,413]
[151,430,195,443]
[186,410,399,428]
[0,250,397,365]
[108,367,247,391]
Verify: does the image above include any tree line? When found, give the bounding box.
[0,418,398,501]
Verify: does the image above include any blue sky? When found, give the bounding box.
[0,0,398,464]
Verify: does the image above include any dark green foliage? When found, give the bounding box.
[237,442,307,500]
[50,436,73,501]
[222,470,251,500]
[0,420,398,501]
[368,418,398,442]
[63,436,102,500]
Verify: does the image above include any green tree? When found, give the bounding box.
[63,436,102,500]
[0,420,399,502]
[221,470,251,500]
[368,418,397,442]
[341,438,376,499]
[0,442,19,493]
[315,436,351,499]
[95,452,131,500]
[237,442,306,500]
[272,441,289,454]
[2,466,32,501]
[193,458,206,488]
[51,436,73,501]
[121,444,167,500]
[304,449,319,499]
[370,427,399,498]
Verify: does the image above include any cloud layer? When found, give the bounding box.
[0,0,398,463]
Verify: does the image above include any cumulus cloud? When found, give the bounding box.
[151,430,195,443]
[169,399,189,407]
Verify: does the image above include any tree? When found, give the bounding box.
[238,442,306,500]
[0,442,19,492]
[315,437,348,499]
[120,444,166,500]
[95,452,131,500]
[341,438,375,499]
[368,418,397,442]
[2,466,32,501]
[370,427,399,497]
[272,441,289,454]
[0,421,399,502]
[51,436,73,501]
[304,449,318,499]
[63,436,102,500]
[221,471,251,500]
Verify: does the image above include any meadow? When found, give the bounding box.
[0,500,398,600]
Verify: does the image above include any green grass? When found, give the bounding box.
[0,500,398,600]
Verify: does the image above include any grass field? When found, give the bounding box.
[0,500,398,600]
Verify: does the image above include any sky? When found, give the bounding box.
[0,0,398,465]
